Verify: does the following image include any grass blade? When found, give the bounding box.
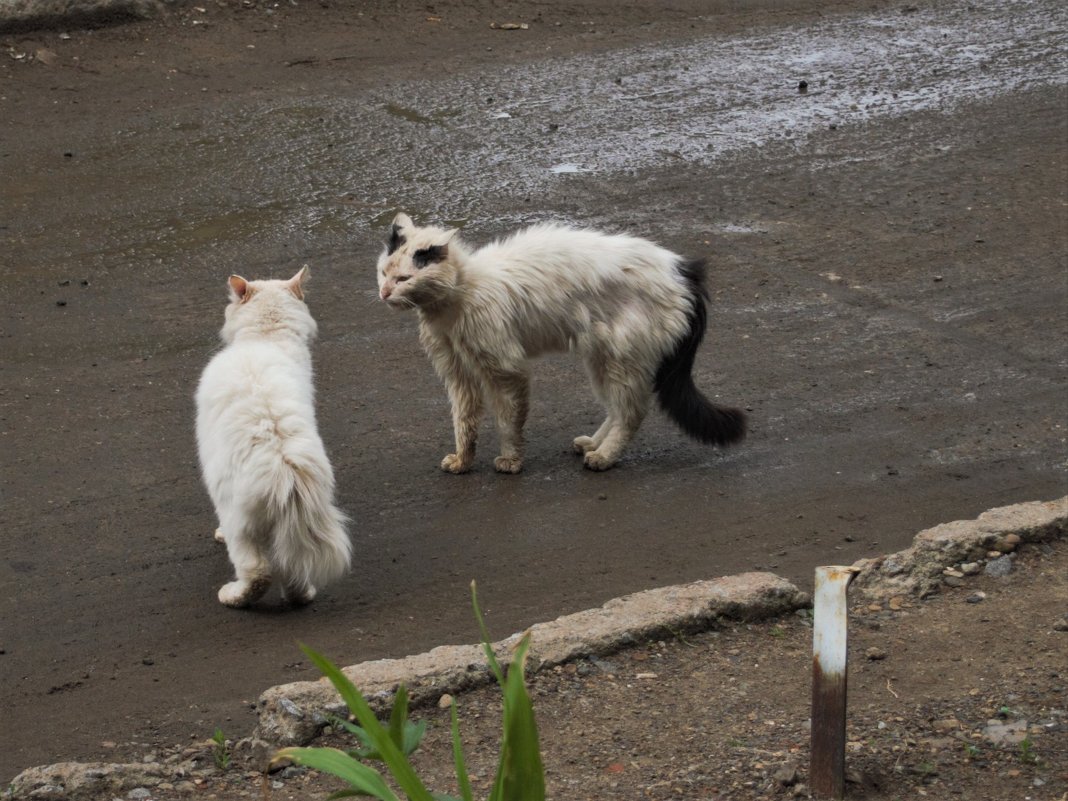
[449,701,475,801]
[471,581,505,685]
[491,634,545,801]
[389,685,410,753]
[300,645,436,801]
[275,747,398,800]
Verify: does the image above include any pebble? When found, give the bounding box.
[984,556,1013,578]
[943,567,964,578]
[994,533,1022,553]
[865,647,888,661]
[774,762,799,786]
[1052,618,1068,632]
[438,693,454,709]
[127,790,152,800]
[943,576,965,588]
[960,562,982,575]
[966,592,986,604]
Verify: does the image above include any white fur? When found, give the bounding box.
[196,267,351,607]
[377,215,701,472]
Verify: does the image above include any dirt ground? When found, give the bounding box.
[1,0,1066,787]
[15,536,1067,800]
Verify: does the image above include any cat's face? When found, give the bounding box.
[376,213,458,310]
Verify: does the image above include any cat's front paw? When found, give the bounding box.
[494,455,523,474]
[583,450,618,472]
[213,527,226,543]
[572,436,596,454]
[441,453,473,474]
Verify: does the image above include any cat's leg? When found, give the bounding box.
[487,370,529,474]
[217,515,272,608]
[441,371,483,474]
[574,347,613,454]
[583,373,651,471]
[573,417,612,455]
[213,527,225,543]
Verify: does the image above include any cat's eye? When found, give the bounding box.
[396,275,410,283]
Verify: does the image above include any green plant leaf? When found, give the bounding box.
[299,645,436,801]
[389,685,409,752]
[277,747,397,800]
[449,701,475,801]
[471,581,505,685]
[495,634,545,801]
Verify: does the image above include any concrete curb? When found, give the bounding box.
[6,495,1066,799]
[0,0,172,34]
[254,571,810,746]
[849,496,1067,600]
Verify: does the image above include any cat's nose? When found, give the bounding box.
[380,287,392,300]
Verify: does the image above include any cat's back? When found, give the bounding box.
[196,338,314,430]
[476,223,678,283]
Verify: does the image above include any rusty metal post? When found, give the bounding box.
[811,566,857,799]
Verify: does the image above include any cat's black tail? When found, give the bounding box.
[653,259,747,446]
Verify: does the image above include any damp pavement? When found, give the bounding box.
[0,0,1065,781]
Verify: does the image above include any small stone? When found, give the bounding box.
[960,562,982,575]
[774,762,799,786]
[995,533,1022,552]
[888,596,905,610]
[984,556,1013,578]
[635,672,658,680]
[987,550,1002,559]
[966,592,986,604]
[865,647,888,661]
[983,719,1028,745]
[867,603,882,613]
[127,790,152,800]
[792,782,809,798]
[932,718,959,733]
[942,567,964,578]
[1052,618,1068,632]
[943,576,965,588]
[438,693,454,709]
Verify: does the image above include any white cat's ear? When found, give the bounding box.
[392,212,414,230]
[287,265,310,300]
[442,228,460,244]
[228,275,252,303]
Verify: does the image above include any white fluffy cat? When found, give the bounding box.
[196,267,351,608]
[376,213,746,473]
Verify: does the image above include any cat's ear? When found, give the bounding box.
[286,265,310,300]
[388,213,413,255]
[440,228,460,245]
[228,275,252,303]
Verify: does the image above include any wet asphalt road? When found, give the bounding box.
[1,0,1066,779]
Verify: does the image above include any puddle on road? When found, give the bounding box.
[7,0,1064,274]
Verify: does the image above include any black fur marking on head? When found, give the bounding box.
[387,224,406,255]
[412,245,447,269]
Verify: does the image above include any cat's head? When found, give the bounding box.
[221,266,317,343]
[376,213,462,310]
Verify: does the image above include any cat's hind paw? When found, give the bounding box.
[213,527,226,543]
[283,584,317,606]
[494,455,523,474]
[572,436,597,454]
[583,450,618,472]
[218,577,271,608]
[440,453,473,474]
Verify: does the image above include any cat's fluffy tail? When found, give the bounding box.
[654,259,747,447]
[267,448,352,595]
